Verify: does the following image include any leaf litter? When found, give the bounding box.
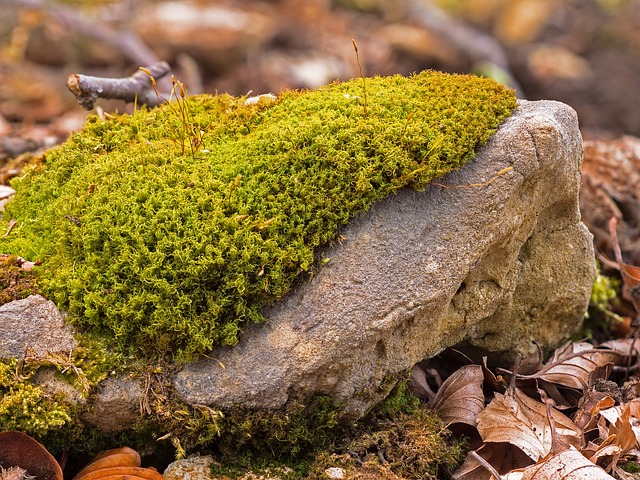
[409,217,640,479]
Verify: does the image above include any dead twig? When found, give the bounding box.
[66,61,172,110]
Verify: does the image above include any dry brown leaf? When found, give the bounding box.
[601,217,640,313]
[477,387,581,462]
[453,443,534,480]
[0,431,63,480]
[482,357,507,392]
[72,447,141,480]
[535,379,585,410]
[588,444,622,466]
[409,365,435,402]
[517,341,621,391]
[600,337,640,361]
[431,364,485,427]
[573,390,616,431]
[72,446,162,480]
[600,403,639,452]
[520,447,614,479]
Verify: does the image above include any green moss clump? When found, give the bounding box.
[372,377,421,417]
[579,263,624,339]
[0,359,73,437]
[306,405,464,479]
[590,266,619,309]
[0,71,516,360]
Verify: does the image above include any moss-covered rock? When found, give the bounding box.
[0,71,516,362]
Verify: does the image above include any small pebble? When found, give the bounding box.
[323,467,345,479]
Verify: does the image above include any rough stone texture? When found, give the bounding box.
[173,100,595,419]
[164,456,216,480]
[0,294,76,358]
[80,377,143,433]
[164,456,293,480]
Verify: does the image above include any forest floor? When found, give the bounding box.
[1,0,640,478]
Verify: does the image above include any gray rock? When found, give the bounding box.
[80,376,144,433]
[173,100,595,419]
[164,455,293,480]
[164,456,216,480]
[0,294,77,358]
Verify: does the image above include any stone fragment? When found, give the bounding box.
[163,456,215,480]
[0,295,76,359]
[80,377,143,433]
[173,100,595,420]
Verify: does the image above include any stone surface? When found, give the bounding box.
[80,377,143,433]
[164,456,292,480]
[173,100,595,419]
[164,456,216,480]
[0,294,76,358]
[0,99,596,431]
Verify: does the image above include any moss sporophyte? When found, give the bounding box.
[0,71,517,361]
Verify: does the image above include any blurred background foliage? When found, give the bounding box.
[0,0,639,139]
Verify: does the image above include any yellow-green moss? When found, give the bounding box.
[578,263,623,339]
[0,71,516,361]
[307,406,465,479]
[0,359,73,437]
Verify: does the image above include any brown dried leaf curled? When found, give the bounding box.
[73,468,163,480]
[431,364,485,427]
[477,388,581,462]
[519,341,621,391]
[72,447,141,480]
[73,447,162,480]
[520,448,614,480]
[0,431,63,480]
[453,442,534,480]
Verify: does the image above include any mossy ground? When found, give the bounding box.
[209,382,464,479]
[0,254,38,305]
[0,70,516,362]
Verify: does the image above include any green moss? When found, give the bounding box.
[590,266,619,308]
[579,263,624,339]
[0,71,516,361]
[621,461,640,473]
[305,406,464,479]
[373,379,421,417]
[0,359,73,437]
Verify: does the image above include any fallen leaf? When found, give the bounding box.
[477,387,581,462]
[431,364,485,427]
[0,431,63,480]
[521,447,614,479]
[517,341,621,391]
[600,337,640,360]
[72,447,141,480]
[573,390,616,431]
[588,443,622,466]
[599,402,640,452]
[409,365,435,402]
[600,217,640,313]
[72,446,163,480]
[453,443,534,480]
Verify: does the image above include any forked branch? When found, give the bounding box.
[66,61,172,110]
